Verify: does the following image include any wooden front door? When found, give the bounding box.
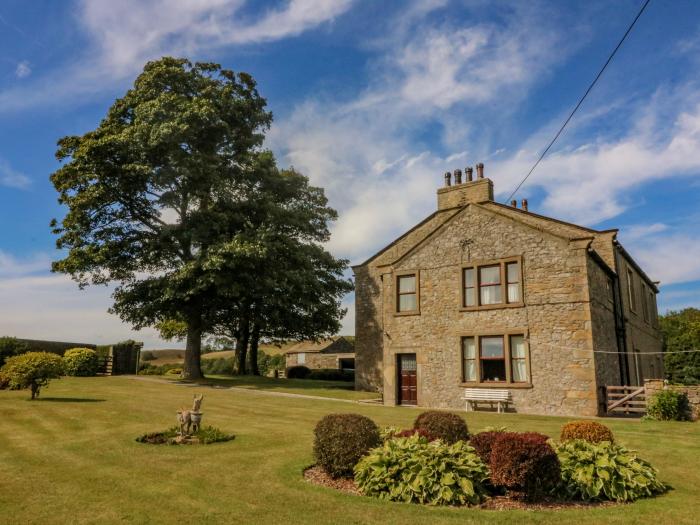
[397,354,418,405]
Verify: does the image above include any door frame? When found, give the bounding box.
[396,353,418,406]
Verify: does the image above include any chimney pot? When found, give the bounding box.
[510,200,517,207]
[466,166,473,182]
[476,162,484,179]
[453,169,462,184]
[521,198,528,211]
[444,171,452,187]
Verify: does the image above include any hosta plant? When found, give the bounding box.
[354,434,490,506]
[555,439,666,502]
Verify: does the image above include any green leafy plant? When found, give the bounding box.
[313,413,380,478]
[136,425,234,445]
[354,434,490,506]
[413,411,469,444]
[286,365,311,379]
[489,432,561,501]
[646,390,691,421]
[561,420,614,443]
[555,439,667,502]
[379,426,402,441]
[62,347,99,376]
[0,352,64,399]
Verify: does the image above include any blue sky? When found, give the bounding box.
[1,0,700,347]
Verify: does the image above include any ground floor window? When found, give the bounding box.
[461,333,529,385]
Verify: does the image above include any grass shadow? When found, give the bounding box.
[34,397,106,403]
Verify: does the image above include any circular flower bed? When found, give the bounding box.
[136,426,235,445]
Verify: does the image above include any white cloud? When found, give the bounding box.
[0,0,354,113]
[0,258,172,348]
[0,158,31,188]
[14,61,31,78]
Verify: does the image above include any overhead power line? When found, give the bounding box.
[506,0,652,202]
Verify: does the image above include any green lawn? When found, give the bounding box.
[0,377,698,524]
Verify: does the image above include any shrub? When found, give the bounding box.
[201,357,232,376]
[395,428,438,441]
[165,367,183,376]
[489,432,561,501]
[646,390,691,421]
[555,439,666,502]
[313,413,380,478]
[62,348,99,376]
[0,337,30,367]
[307,368,354,381]
[140,351,156,361]
[0,352,64,399]
[354,434,490,505]
[560,420,614,444]
[469,431,504,463]
[379,426,402,441]
[413,411,469,444]
[286,365,311,379]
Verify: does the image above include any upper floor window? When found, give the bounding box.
[641,283,649,322]
[462,258,523,310]
[396,273,418,313]
[626,267,637,312]
[461,333,529,384]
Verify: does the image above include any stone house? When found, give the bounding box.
[284,336,355,370]
[353,164,663,416]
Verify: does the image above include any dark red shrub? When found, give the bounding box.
[413,411,469,444]
[469,431,503,463]
[489,432,560,501]
[395,428,438,441]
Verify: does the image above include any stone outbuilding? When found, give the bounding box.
[353,165,663,416]
[284,336,355,370]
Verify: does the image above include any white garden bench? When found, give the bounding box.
[464,388,511,413]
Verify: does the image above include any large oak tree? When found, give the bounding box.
[51,57,272,379]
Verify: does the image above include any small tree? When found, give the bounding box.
[660,308,700,384]
[0,352,64,399]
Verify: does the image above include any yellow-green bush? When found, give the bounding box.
[0,352,63,399]
[63,347,99,376]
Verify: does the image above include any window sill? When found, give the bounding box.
[459,302,524,312]
[394,311,420,317]
[460,383,533,389]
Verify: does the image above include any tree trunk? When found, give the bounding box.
[233,318,250,375]
[31,383,39,399]
[248,323,261,376]
[183,317,203,380]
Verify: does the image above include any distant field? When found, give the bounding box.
[143,342,295,365]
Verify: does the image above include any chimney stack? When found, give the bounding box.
[444,171,452,187]
[510,200,517,207]
[453,169,462,184]
[521,198,528,211]
[465,166,473,182]
[476,162,484,179]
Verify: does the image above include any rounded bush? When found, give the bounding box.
[489,432,561,501]
[354,434,490,506]
[62,348,99,376]
[0,351,63,399]
[394,428,438,441]
[560,420,614,444]
[286,365,311,379]
[555,439,666,502]
[413,411,469,444]
[469,431,504,463]
[313,413,380,478]
[646,390,691,421]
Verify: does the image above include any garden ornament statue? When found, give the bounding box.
[177,394,204,437]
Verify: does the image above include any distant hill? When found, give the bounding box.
[141,341,299,365]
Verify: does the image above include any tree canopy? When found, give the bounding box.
[51,57,351,379]
[660,308,700,385]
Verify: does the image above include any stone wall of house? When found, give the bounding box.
[587,254,623,411]
[615,250,664,384]
[645,379,700,420]
[286,352,355,370]
[379,204,600,417]
[354,208,461,393]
